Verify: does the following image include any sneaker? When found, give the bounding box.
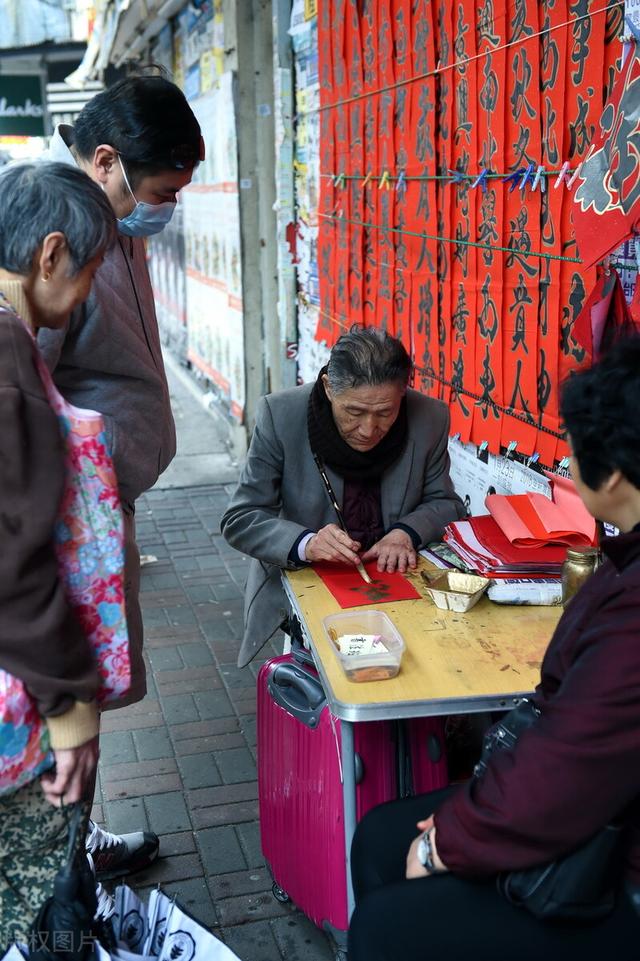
[86,852,117,923]
[86,820,159,881]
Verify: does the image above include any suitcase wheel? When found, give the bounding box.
[271,881,291,904]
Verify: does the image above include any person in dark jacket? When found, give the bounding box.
[348,337,640,961]
[0,161,116,942]
[40,73,203,881]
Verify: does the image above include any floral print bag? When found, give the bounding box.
[0,321,130,794]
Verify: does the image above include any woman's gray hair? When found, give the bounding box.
[0,161,116,275]
[326,324,412,394]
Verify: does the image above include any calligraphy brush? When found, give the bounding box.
[312,453,373,584]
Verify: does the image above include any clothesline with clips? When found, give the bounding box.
[326,163,581,195]
[299,1,625,119]
[319,211,583,264]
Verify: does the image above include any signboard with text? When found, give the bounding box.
[0,76,45,136]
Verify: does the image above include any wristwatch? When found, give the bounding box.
[417,828,444,874]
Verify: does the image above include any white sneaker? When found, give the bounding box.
[86,852,116,922]
[86,819,159,880]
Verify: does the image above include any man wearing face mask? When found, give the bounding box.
[39,75,203,885]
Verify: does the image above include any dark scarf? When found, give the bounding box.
[307,367,408,482]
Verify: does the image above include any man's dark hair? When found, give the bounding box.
[560,336,640,491]
[326,324,412,393]
[73,75,201,186]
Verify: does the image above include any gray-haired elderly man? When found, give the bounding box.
[222,325,465,667]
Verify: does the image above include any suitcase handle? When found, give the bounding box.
[269,663,326,729]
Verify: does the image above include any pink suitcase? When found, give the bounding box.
[404,716,449,794]
[257,654,396,944]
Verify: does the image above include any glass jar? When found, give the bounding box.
[561,547,600,608]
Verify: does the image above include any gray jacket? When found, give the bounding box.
[38,126,176,505]
[221,384,465,666]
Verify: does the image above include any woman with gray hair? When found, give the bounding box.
[0,161,116,942]
[222,325,465,667]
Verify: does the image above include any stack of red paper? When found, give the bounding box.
[443,515,567,578]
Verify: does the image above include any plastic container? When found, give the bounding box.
[322,610,405,682]
[421,570,489,612]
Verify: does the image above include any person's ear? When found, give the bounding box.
[91,144,119,186]
[601,469,623,494]
[37,232,67,281]
[322,373,333,403]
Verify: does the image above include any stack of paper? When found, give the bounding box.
[486,484,596,549]
[443,515,567,578]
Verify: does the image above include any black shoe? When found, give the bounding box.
[86,819,159,881]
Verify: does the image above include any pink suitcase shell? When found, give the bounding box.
[257,654,396,942]
[405,716,449,794]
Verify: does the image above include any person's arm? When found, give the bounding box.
[434,593,640,876]
[221,396,316,568]
[0,383,99,726]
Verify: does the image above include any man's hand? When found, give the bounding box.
[361,529,417,573]
[40,736,99,806]
[305,524,362,565]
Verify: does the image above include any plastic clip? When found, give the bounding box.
[362,171,373,188]
[451,432,461,443]
[567,162,585,190]
[503,168,525,192]
[472,168,489,193]
[558,456,571,470]
[448,168,466,185]
[533,165,546,193]
[526,451,540,467]
[333,172,346,189]
[554,161,571,190]
[505,440,518,459]
[478,440,489,455]
[395,170,407,194]
[519,163,534,192]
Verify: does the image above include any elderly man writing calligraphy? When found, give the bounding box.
[222,325,465,667]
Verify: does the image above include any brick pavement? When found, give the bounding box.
[95,483,335,961]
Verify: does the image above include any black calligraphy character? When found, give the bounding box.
[395,88,408,138]
[379,16,392,76]
[510,49,536,123]
[380,91,393,139]
[542,94,560,166]
[394,271,409,319]
[506,208,539,279]
[478,275,499,342]
[362,0,374,28]
[395,9,408,69]
[436,209,449,285]
[436,1,450,76]
[337,262,347,305]
[508,359,536,423]
[452,284,469,344]
[336,106,347,147]
[480,55,499,116]
[540,192,556,254]
[569,94,593,158]
[512,126,533,168]
[364,99,375,156]
[570,0,590,86]
[363,31,376,87]
[478,0,500,47]
[560,274,587,361]
[455,78,472,146]
[509,273,532,352]
[416,85,435,162]
[538,262,550,336]
[540,14,560,92]
[509,0,532,44]
[454,4,469,62]
[537,349,552,415]
[605,0,624,44]
[414,18,430,75]
[453,220,470,275]
[395,208,408,269]
[379,193,393,254]
[417,279,434,336]
[380,263,392,303]
[478,190,499,266]
[416,175,436,273]
[451,350,471,416]
[476,345,499,420]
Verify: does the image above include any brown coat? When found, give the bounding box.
[0,299,98,735]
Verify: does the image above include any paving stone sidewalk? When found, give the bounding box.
[94,483,334,961]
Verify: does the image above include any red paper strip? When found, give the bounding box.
[314,562,421,609]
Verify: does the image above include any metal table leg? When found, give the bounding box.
[341,718,356,920]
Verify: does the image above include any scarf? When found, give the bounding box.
[307,367,408,482]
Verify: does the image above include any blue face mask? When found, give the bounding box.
[116,156,176,237]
